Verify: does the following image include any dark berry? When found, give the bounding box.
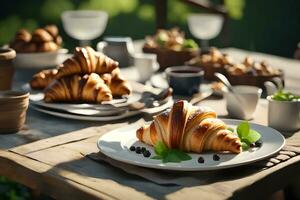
[255,140,263,147]
[143,150,151,158]
[129,146,135,151]
[213,154,220,161]
[198,157,205,163]
[135,147,142,154]
[141,147,146,153]
[250,143,255,148]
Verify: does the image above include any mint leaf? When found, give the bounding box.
[245,129,261,143]
[154,141,168,157]
[151,155,163,160]
[171,149,192,161]
[164,151,182,163]
[241,142,249,150]
[237,121,250,139]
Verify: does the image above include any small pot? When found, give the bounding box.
[0,48,16,91]
[0,91,29,134]
[165,66,204,96]
[267,96,300,132]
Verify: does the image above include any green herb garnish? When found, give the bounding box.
[272,90,300,101]
[182,39,198,49]
[151,141,192,163]
[236,121,261,150]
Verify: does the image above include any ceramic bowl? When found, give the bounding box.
[14,48,68,68]
[0,91,29,133]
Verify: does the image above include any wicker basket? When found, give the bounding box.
[143,46,198,71]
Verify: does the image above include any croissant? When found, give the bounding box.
[100,69,132,96]
[44,73,112,103]
[30,69,58,90]
[57,46,118,78]
[136,100,241,153]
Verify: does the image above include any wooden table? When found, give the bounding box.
[0,48,299,200]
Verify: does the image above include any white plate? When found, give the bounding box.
[25,81,163,116]
[14,48,70,68]
[97,119,285,171]
[30,99,173,121]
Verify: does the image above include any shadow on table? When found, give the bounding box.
[44,151,268,199]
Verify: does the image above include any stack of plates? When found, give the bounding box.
[24,81,173,121]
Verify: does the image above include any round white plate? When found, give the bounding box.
[14,48,70,68]
[25,81,164,116]
[97,119,285,171]
[30,99,173,121]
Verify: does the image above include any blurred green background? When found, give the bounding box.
[1,0,300,58]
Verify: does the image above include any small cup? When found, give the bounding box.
[165,66,204,96]
[267,96,300,132]
[224,85,262,120]
[97,37,134,67]
[0,48,16,91]
[133,53,159,82]
[0,91,29,134]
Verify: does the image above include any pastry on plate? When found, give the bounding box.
[44,73,112,103]
[56,46,118,78]
[100,68,132,96]
[30,69,58,90]
[136,100,241,153]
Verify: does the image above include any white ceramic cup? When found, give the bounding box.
[267,96,300,132]
[224,85,262,120]
[133,53,159,82]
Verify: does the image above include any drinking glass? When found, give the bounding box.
[187,13,224,51]
[61,10,108,46]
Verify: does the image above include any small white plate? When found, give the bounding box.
[14,48,69,68]
[97,119,285,171]
[24,81,164,116]
[30,99,173,121]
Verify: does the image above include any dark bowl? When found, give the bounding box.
[165,66,204,96]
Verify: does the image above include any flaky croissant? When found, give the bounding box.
[137,100,241,153]
[100,69,132,96]
[57,46,118,78]
[44,73,112,103]
[30,69,58,90]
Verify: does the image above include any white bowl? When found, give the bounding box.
[14,48,69,68]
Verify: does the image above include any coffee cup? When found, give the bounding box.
[267,96,300,132]
[133,53,159,82]
[97,37,134,67]
[224,85,262,120]
[165,66,204,96]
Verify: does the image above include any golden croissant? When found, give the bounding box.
[44,73,112,103]
[30,69,58,90]
[137,100,241,153]
[57,46,118,78]
[100,69,132,96]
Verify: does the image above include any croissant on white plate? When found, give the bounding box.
[44,73,112,103]
[57,46,118,78]
[136,100,241,153]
